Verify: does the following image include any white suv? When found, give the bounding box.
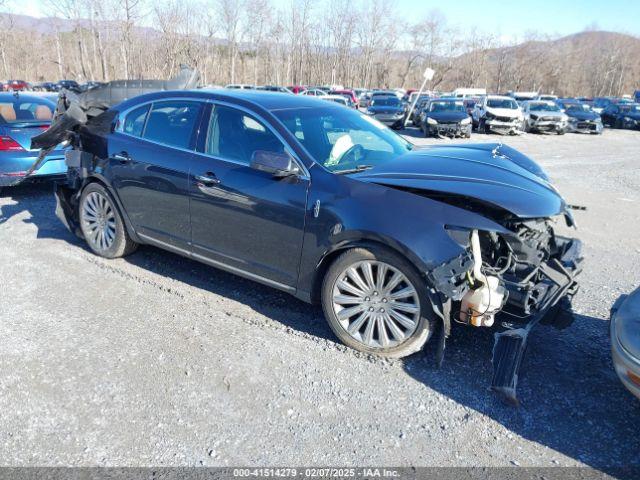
[472,95,524,135]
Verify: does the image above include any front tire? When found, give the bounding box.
[321,247,434,358]
[79,182,138,258]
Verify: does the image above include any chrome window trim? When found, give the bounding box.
[115,97,208,153]
[114,96,310,180]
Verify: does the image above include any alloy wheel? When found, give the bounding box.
[331,260,421,349]
[81,191,117,252]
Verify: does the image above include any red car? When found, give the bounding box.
[287,85,307,95]
[2,80,29,92]
[329,89,358,108]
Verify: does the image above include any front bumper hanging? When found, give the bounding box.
[491,237,583,405]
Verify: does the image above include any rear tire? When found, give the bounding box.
[79,182,138,259]
[321,247,435,358]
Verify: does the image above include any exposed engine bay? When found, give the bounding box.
[437,217,582,404]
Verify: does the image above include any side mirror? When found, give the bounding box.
[250,150,299,178]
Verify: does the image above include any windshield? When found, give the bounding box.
[274,106,411,173]
[487,99,518,109]
[0,97,54,124]
[430,101,465,112]
[371,97,400,107]
[529,102,560,112]
[563,103,590,112]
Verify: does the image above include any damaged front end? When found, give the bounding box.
[430,217,582,404]
[360,142,583,404]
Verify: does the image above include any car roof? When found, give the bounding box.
[487,95,514,100]
[114,89,346,113]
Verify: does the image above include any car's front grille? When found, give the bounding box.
[577,121,597,130]
[495,116,516,122]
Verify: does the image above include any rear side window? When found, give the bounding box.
[206,105,285,164]
[143,100,203,149]
[0,99,54,124]
[123,105,149,137]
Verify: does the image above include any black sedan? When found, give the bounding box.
[600,103,640,130]
[28,89,582,399]
[419,98,472,138]
[364,95,405,129]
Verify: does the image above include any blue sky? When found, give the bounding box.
[7,0,640,42]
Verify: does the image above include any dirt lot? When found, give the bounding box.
[1,128,639,473]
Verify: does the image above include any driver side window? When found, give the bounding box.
[206,105,286,165]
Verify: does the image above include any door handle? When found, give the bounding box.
[112,152,132,164]
[195,172,221,186]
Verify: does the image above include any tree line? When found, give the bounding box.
[0,0,638,97]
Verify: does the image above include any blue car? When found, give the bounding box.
[36,89,582,400]
[0,92,66,189]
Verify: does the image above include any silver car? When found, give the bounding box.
[522,101,568,134]
[611,287,640,400]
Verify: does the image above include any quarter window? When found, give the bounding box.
[123,105,149,137]
[206,105,286,164]
[143,101,203,149]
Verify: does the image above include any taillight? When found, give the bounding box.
[0,136,24,151]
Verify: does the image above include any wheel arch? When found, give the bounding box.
[79,175,143,244]
[309,238,430,305]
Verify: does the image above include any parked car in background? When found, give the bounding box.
[321,95,350,107]
[509,91,538,106]
[634,90,640,103]
[32,82,58,92]
[521,100,567,134]
[407,95,431,126]
[57,80,82,93]
[329,89,358,108]
[536,94,558,102]
[600,103,640,129]
[287,85,307,94]
[225,84,254,90]
[452,87,486,98]
[256,85,293,94]
[0,93,66,190]
[472,95,524,135]
[556,99,603,134]
[2,80,30,91]
[592,96,633,114]
[419,98,471,138]
[301,88,327,97]
[358,91,371,108]
[611,287,640,400]
[365,94,405,129]
[463,98,480,117]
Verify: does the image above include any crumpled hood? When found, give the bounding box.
[353,143,568,219]
[486,107,522,119]
[566,109,600,121]
[529,110,565,120]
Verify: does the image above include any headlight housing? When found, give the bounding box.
[427,117,438,125]
[530,114,538,120]
[460,117,471,125]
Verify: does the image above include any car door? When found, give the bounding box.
[188,103,310,289]
[108,99,205,250]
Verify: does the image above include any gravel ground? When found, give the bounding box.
[0,128,639,473]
